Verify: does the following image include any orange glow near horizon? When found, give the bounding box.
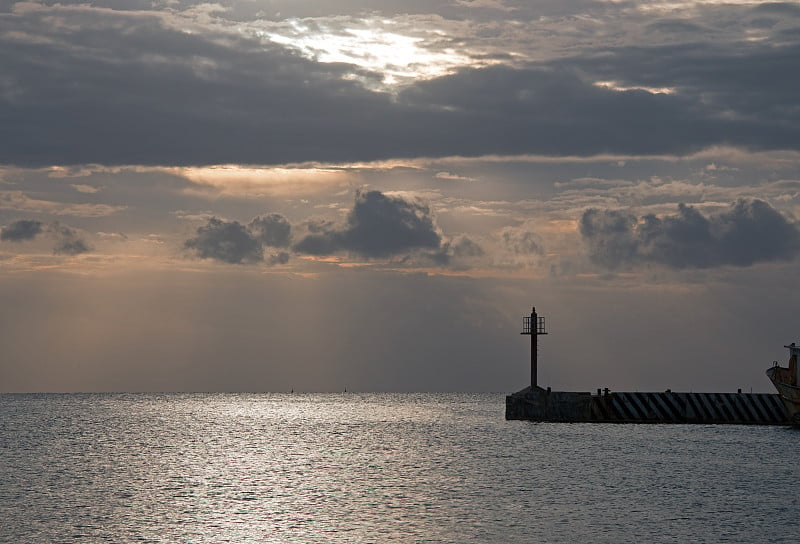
[172,165,352,196]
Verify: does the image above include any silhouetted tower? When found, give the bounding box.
[521,306,547,389]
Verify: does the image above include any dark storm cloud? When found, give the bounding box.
[48,222,91,255]
[184,214,293,264]
[399,59,800,156]
[294,190,442,258]
[3,2,800,166]
[291,219,341,256]
[564,41,800,139]
[0,4,394,166]
[249,214,292,248]
[1,219,43,241]
[18,0,612,21]
[1,218,92,254]
[184,217,263,264]
[580,199,800,269]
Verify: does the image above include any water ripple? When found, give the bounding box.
[1,393,798,543]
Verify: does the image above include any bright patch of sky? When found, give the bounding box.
[257,17,479,88]
[594,81,677,95]
[171,165,352,196]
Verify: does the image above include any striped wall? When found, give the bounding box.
[506,388,789,424]
[590,391,786,424]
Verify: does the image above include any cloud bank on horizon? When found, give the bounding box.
[3,0,800,393]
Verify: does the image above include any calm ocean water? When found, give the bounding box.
[1,393,798,543]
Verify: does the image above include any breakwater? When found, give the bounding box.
[506,387,789,424]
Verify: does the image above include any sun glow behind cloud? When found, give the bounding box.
[593,80,676,95]
[258,17,475,87]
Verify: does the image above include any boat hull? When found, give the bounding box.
[766,366,800,426]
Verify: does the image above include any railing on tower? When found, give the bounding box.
[521,315,546,335]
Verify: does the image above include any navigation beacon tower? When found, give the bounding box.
[521,306,547,389]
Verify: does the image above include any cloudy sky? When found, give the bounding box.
[3,0,800,393]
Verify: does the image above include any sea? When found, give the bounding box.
[1,393,798,543]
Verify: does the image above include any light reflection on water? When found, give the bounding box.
[1,393,798,543]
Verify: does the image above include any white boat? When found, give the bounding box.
[766,343,800,425]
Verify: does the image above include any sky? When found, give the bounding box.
[2,0,800,393]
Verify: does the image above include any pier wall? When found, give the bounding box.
[506,387,789,424]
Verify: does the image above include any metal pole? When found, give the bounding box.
[531,308,537,389]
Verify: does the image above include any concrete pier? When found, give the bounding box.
[506,387,789,424]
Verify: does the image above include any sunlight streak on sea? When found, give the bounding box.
[1,393,798,543]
